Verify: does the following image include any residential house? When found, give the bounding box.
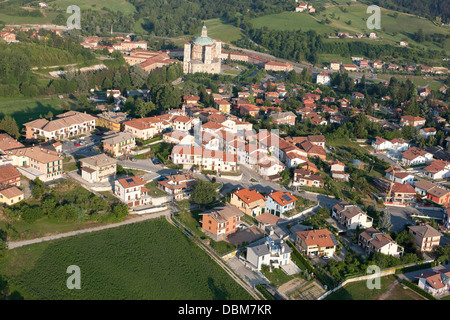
[264,61,293,72]
[0,133,24,154]
[316,72,331,86]
[246,236,292,271]
[216,100,231,114]
[230,188,266,217]
[171,145,203,168]
[265,190,297,217]
[342,64,358,72]
[200,204,243,240]
[0,186,24,206]
[80,153,117,183]
[426,186,450,206]
[24,111,97,141]
[420,127,437,139]
[122,116,170,141]
[114,176,150,207]
[329,62,340,71]
[8,146,63,182]
[258,155,285,177]
[0,164,21,189]
[102,132,136,157]
[358,228,404,257]
[400,115,426,128]
[409,225,443,252]
[402,147,433,166]
[96,111,128,132]
[417,270,450,296]
[292,168,323,189]
[332,201,373,230]
[389,182,416,204]
[423,160,450,180]
[271,111,296,126]
[0,164,23,206]
[330,161,349,182]
[157,173,197,201]
[384,167,415,185]
[295,229,337,257]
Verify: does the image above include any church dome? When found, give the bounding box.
[193,25,214,45]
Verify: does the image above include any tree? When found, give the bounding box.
[191,180,217,206]
[129,64,147,88]
[0,116,20,139]
[378,210,392,232]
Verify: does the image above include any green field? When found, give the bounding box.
[0,11,59,25]
[249,3,450,52]
[202,18,244,43]
[0,97,74,127]
[325,275,425,300]
[0,218,253,300]
[50,0,137,14]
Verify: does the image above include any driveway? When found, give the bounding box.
[384,206,417,232]
[226,256,270,288]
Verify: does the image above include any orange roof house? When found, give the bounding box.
[295,229,337,257]
[230,188,267,217]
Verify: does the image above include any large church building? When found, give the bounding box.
[183,25,222,74]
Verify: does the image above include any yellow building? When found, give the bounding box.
[0,186,24,206]
[230,188,266,217]
[96,111,128,132]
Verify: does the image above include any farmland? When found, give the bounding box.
[0,218,253,300]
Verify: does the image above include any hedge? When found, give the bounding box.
[255,284,276,300]
[395,262,436,274]
[400,279,437,300]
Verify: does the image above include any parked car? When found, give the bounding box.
[152,158,161,164]
[157,176,168,181]
[74,143,81,147]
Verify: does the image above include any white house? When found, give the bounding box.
[265,191,297,217]
[385,167,415,184]
[114,176,151,207]
[258,155,285,177]
[80,153,117,184]
[402,147,433,166]
[246,236,292,271]
[358,228,404,257]
[332,201,373,230]
[423,160,450,180]
[316,72,331,86]
[416,270,450,297]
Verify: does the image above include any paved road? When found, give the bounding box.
[8,208,173,250]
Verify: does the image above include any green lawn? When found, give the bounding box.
[202,18,244,43]
[51,0,137,14]
[0,218,253,300]
[0,11,59,25]
[145,181,168,198]
[0,97,75,127]
[324,275,425,300]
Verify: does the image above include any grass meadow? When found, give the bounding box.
[0,97,75,127]
[0,218,253,300]
[249,3,450,52]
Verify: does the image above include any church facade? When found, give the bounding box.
[183,25,222,74]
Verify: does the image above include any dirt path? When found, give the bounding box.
[376,279,398,300]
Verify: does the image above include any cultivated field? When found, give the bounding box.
[0,218,254,300]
